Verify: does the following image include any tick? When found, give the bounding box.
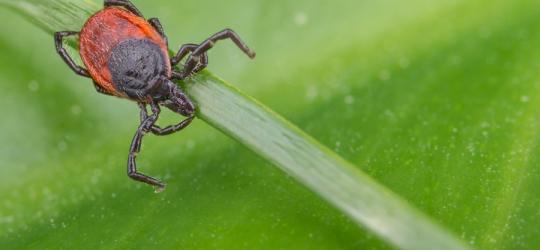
[54,0,255,191]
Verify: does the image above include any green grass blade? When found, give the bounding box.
[1,0,470,249]
[186,73,470,250]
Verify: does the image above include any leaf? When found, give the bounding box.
[4,0,534,248]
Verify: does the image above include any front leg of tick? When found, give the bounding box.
[128,103,166,191]
[171,28,256,80]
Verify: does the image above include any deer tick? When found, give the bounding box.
[54,0,255,191]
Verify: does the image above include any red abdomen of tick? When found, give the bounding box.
[79,7,170,96]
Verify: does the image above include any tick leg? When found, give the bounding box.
[171,44,197,66]
[171,43,208,77]
[148,18,168,45]
[139,102,150,121]
[104,0,143,17]
[152,116,195,136]
[139,103,195,136]
[55,31,90,77]
[176,29,255,79]
[128,103,165,189]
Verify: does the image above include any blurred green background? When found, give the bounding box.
[1,0,540,249]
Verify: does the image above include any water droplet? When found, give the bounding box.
[344,95,354,105]
[520,95,530,103]
[294,12,308,26]
[58,141,68,151]
[306,85,319,101]
[186,140,195,149]
[28,80,39,92]
[384,109,395,119]
[379,70,391,81]
[91,169,102,184]
[0,216,14,224]
[449,55,462,65]
[71,105,82,115]
[399,57,410,68]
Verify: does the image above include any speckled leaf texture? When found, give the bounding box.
[0,0,539,249]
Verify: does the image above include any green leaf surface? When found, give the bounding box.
[0,0,539,249]
[0,1,471,249]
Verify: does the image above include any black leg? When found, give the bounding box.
[171,43,208,76]
[139,103,195,136]
[139,102,149,121]
[171,44,203,65]
[104,0,143,17]
[151,116,194,136]
[128,103,165,190]
[148,18,168,45]
[175,28,255,79]
[55,31,90,77]
[171,43,208,68]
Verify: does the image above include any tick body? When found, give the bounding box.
[54,0,255,191]
[79,7,171,96]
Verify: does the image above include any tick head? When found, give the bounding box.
[161,80,195,117]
